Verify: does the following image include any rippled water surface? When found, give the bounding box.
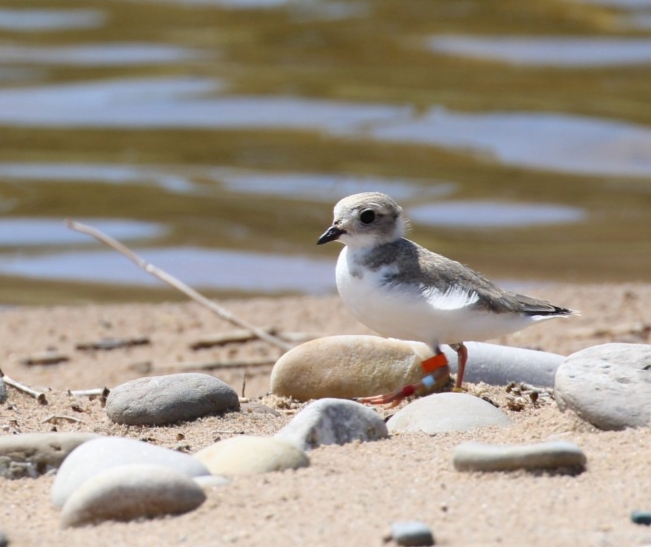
[0,0,650,304]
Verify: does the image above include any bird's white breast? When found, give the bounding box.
[335,247,540,344]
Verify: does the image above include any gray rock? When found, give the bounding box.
[60,464,206,528]
[444,342,564,387]
[555,343,651,430]
[631,511,651,526]
[453,441,586,472]
[194,435,309,475]
[106,373,240,426]
[276,398,389,451]
[0,378,7,404]
[0,528,8,547]
[51,436,209,508]
[0,432,100,479]
[193,475,231,490]
[271,335,439,401]
[387,393,511,434]
[390,521,435,546]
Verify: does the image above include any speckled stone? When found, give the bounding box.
[270,335,440,401]
[276,398,388,451]
[555,343,651,430]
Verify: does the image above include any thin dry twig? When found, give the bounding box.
[65,220,293,352]
[68,387,109,397]
[68,387,110,407]
[76,337,150,351]
[0,367,47,404]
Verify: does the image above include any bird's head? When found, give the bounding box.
[317,192,405,249]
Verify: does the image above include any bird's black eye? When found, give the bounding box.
[360,209,375,224]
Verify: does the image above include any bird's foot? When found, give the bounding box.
[356,363,451,408]
[356,384,419,408]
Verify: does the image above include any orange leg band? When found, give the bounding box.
[421,353,448,374]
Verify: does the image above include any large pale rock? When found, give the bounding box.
[0,432,100,479]
[276,398,388,451]
[51,436,209,508]
[106,373,239,425]
[60,464,206,527]
[453,441,586,472]
[194,435,309,475]
[555,343,651,430]
[271,335,438,400]
[387,393,511,434]
[444,342,564,387]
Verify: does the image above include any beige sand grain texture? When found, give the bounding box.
[1,284,651,546]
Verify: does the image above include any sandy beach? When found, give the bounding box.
[1,283,651,546]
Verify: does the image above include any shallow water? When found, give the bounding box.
[0,0,649,304]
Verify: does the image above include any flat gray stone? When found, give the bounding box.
[271,335,438,401]
[106,373,239,425]
[51,436,209,508]
[444,342,564,387]
[0,432,100,479]
[194,435,309,475]
[60,464,206,528]
[453,441,586,472]
[555,343,651,430]
[387,393,512,434]
[390,521,435,546]
[275,398,388,451]
[0,378,7,404]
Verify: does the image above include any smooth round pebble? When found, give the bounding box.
[444,342,563,387]
[390,521,435,546]
[453,441,586,472]
[271,335,438,400]
[387,393,511,434]
[555,343,651,430]
[106,373,239,425]
[276,398,388,451]
[0,432,100,479]
[631,511,651,526]
[194,436,309,475]
[51,436,209,508]
[60,464,206,528]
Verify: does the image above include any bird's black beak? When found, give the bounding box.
[317,226,345,245]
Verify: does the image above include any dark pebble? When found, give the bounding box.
[390,521,435,546]
[631,511,651,525]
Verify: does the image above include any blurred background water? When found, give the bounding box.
[0,0,650,304]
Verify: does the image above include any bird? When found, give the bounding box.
[317,191,577,406]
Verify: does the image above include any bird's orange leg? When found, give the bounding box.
[450,342,468,391]
[356,351,450,408]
